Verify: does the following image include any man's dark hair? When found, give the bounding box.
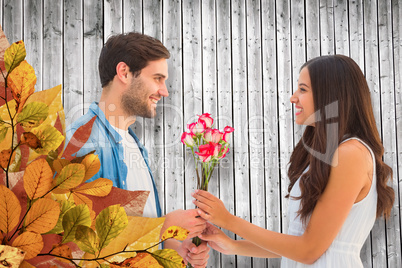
[98,32,170,87]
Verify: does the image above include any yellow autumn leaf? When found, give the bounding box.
[117,252,163,268]
[0,185,21,234]
[50,243,73,263]
[12,231,43,259]
[71,192,93,211]
[92,217,164,261]
[4,40,26,73]
[54,163,85,190]
[80,153,101,182]
[29,124,65,155]
[47,200,75,235]
[23,158,53,199]
[52,158,70,174]
[152,249,186,268]
[62,204,91,243]
[73,178,113,197]
[7,60,36,113]
[161,226,190,242]
[75,225,99,255]
[24,84,64,133]
[0,245,26,267]
[24,198,60,234]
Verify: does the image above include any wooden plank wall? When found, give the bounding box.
[1,0,401,267]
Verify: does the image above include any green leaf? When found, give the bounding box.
[4,40,26,73]
[95,205,128,250]
[62,204,91,243]
[152,249,185,268]
[30,124,65,155]
[16,102,48,126]
[75,225,99,254]
[0,125,8,143]
[54,163,85,190]
[47,200,75,234]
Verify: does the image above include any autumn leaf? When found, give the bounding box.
[53,163,85,190]
[7,60,36,113]
[52,158,70,174]
[96,205,128,250]
[62,204,91,243]
[0,185,21,234]
[50,243,72,263]
[161,226,189,242]
[0,148,16,169]
[20,132,41,149]
[12,231,43,259]
[24,198,60,234]
[0,245,26,267]
[16,102,48,128]
[0,25,12,107]
[62,115,96,161]
[4,40,26,73]
[0,125,9,144]
[30,124,65,155]
[71,192,93,211]
[75,225,99,254]
[80,153,101,182]
[117,252,162,268]
[47,200,75,235]
[74,178,113,197]
[152,249,186,268]
[23,158,53,199]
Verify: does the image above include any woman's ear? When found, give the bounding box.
[116,62,130,83]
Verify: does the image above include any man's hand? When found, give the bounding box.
[175,239,210,268]
[163,209,207,238]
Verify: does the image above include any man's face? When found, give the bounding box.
[121,58,169,118]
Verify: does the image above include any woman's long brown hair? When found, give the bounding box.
[287,55,394,224]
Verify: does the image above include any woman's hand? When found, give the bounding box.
[192,190,232,229]
[199,223,235,255]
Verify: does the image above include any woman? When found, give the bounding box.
[192,55,395,267]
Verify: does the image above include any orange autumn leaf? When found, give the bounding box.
[24,198,60,234]
[12,231,43,260]
[74,178,113,197]
[23,158,53,200]
[20,132,42,149]
[161,226,189,241]
[113,252,162,268]
[0,185,21,234]
[0,148,16,169]
[7,60,36,113]
[80,153,101,182]
[52,158,70,174]
[71,192,93,211]
[51,243,72,263]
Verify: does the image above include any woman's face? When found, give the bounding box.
[290,67,315,126]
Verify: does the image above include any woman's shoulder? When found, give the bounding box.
[333,138,373,172]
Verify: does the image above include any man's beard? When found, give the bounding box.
[121,78,156,118]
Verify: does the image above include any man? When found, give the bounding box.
[66,32,209,267]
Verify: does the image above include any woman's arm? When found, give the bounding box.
[193,140,372,264]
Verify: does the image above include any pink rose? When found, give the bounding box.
[198,113,214,128]
[204,128,223,143]
[181,132,195,146]
[223,126,234,142]
[219,145,229,159]
[188,120,206,135]
[195,142,220,162]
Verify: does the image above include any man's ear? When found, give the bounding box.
[116,62,129,83]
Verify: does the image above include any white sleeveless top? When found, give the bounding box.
[281,137,377,267]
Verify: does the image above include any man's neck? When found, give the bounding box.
[99,92,136,131]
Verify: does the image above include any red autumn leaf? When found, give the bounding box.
[62,116,96,161]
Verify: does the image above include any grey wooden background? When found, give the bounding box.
[1,0,401,267]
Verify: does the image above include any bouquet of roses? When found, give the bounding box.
[181,113,234,191]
